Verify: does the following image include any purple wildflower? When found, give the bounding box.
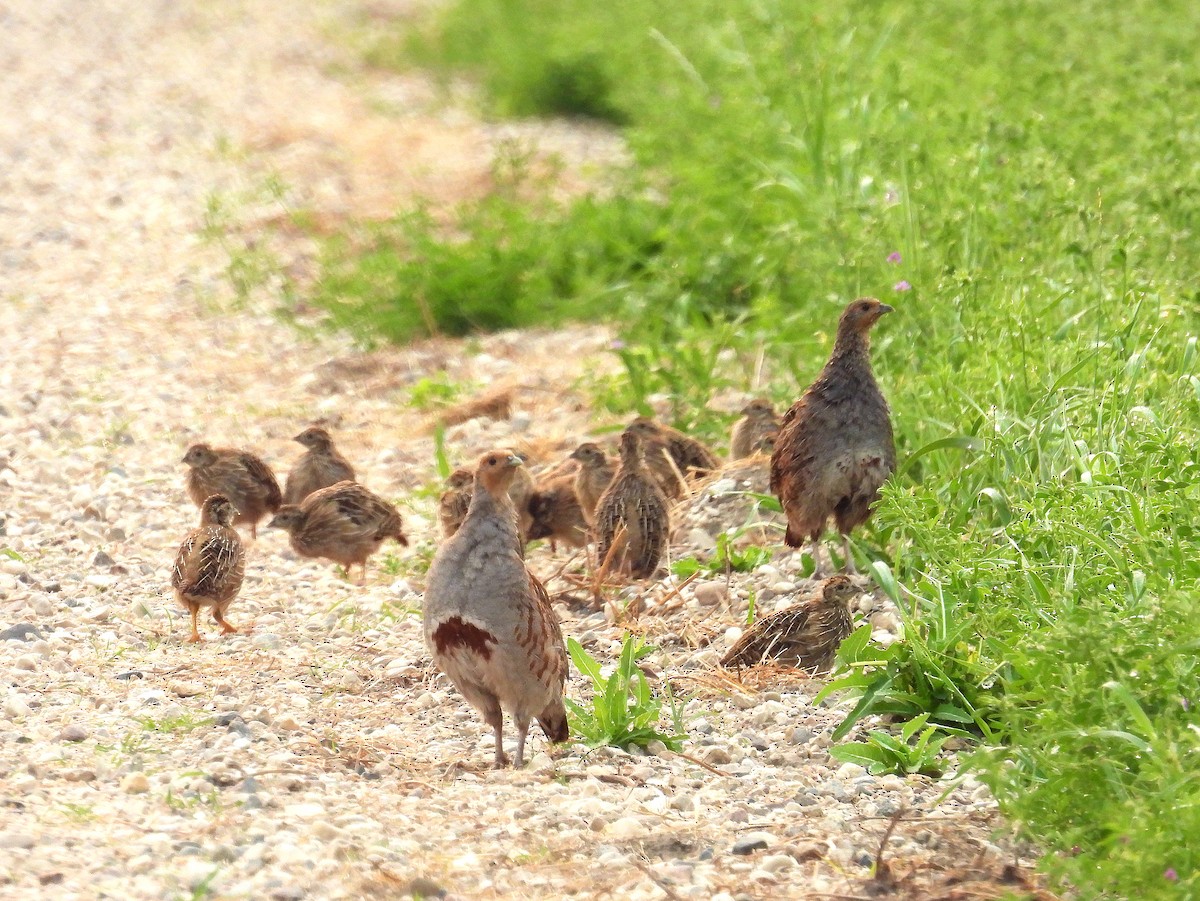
[887,252,902,264]
[1183,698,1190,712]
[609,339,627,352]
[893,280,912,292]
[1165,869,1179,881]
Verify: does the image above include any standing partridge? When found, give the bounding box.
[283,426,357,505]
[438,468,475,539]
[424,450,569,768]
[182,443,282,539]
[527,475,589,552]
[171,494,246,643]
[730,399,781,460]
[568,442,616,523]
[593,429,670,580]
[770,298,895,574]
[267,481,408,583]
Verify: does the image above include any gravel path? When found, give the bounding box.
[0,2,1038,898]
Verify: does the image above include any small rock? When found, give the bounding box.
[92,550,116,568]
[786,842,824,862]
[758,854,795,873]
[115,671,144,681]
[121,773,150,794]
[170,681,204,698]
[693,581,727,607]
[0,833,36,850]
[732,831,775,855]
[698,746,732,765]
[405,877,446,899]
[0,624,42,642]
[275,714,302,732]
[270,887,305,901]
[59,725,88,742]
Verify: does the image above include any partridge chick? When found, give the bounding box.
[438,468,475,539]
[721,576,860,672]
[438,462,535,541]
[771,298,895,574]
[284,426,357,505]
[267,481,408,583]
[626,417,719,497]
[182,443,282,539]
[594,429,670,580]
[569,443,616,523]
[730,399,781,460]
[424,450,569,768]
[527,475,589,552]
[171,494,246,643]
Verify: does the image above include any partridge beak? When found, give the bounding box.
[506,453,524,468]
[291,432,305,443]
[180,453,190,464]
[878,304,894,315]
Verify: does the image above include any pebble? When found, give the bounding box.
[0,833,37,850]
[693,581,727,606]
[732,833,772,855]
[58,724,89,742]
[0,624,43,642]
[121,773,150,794]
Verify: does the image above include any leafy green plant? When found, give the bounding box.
[671,531,771,579]
[565,635,685,751]
[830,713,951,777]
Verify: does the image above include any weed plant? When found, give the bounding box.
[308,0,1200,893]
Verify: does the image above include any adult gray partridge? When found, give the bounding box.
[527,475,589,552]
[182,443,282,539]
[720,576,861,672]
[283,426,357,505]
[171,494,246,643]
[730,399,781,460]
[569,443,616,523]
[593,429,670,580]
[423,450,569,768]
[771,298,895,574]
[267,480,408,583]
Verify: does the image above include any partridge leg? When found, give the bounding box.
[484,706,509,769]
[809,537,826,578]
[250,523,257,541]
[841,534,858,575]
[186,604,202,643]
[213,608,239,635]
[514,719,530,769]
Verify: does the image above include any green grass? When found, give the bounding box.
[298,0,1200,895]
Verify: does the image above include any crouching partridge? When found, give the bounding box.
[423,450,569,768]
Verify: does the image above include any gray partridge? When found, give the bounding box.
[527,475,589,552]
[720,576,860,672]
[438,468,475,539]
[283,426,357,505]
[730,399,781,460]
[423,450,569,768]
[593,429,670,580]
[568,442,615,523]
[182,443,282,539]
[171,494,246,643]
[267,480,408,583]
[771,298,895,574]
